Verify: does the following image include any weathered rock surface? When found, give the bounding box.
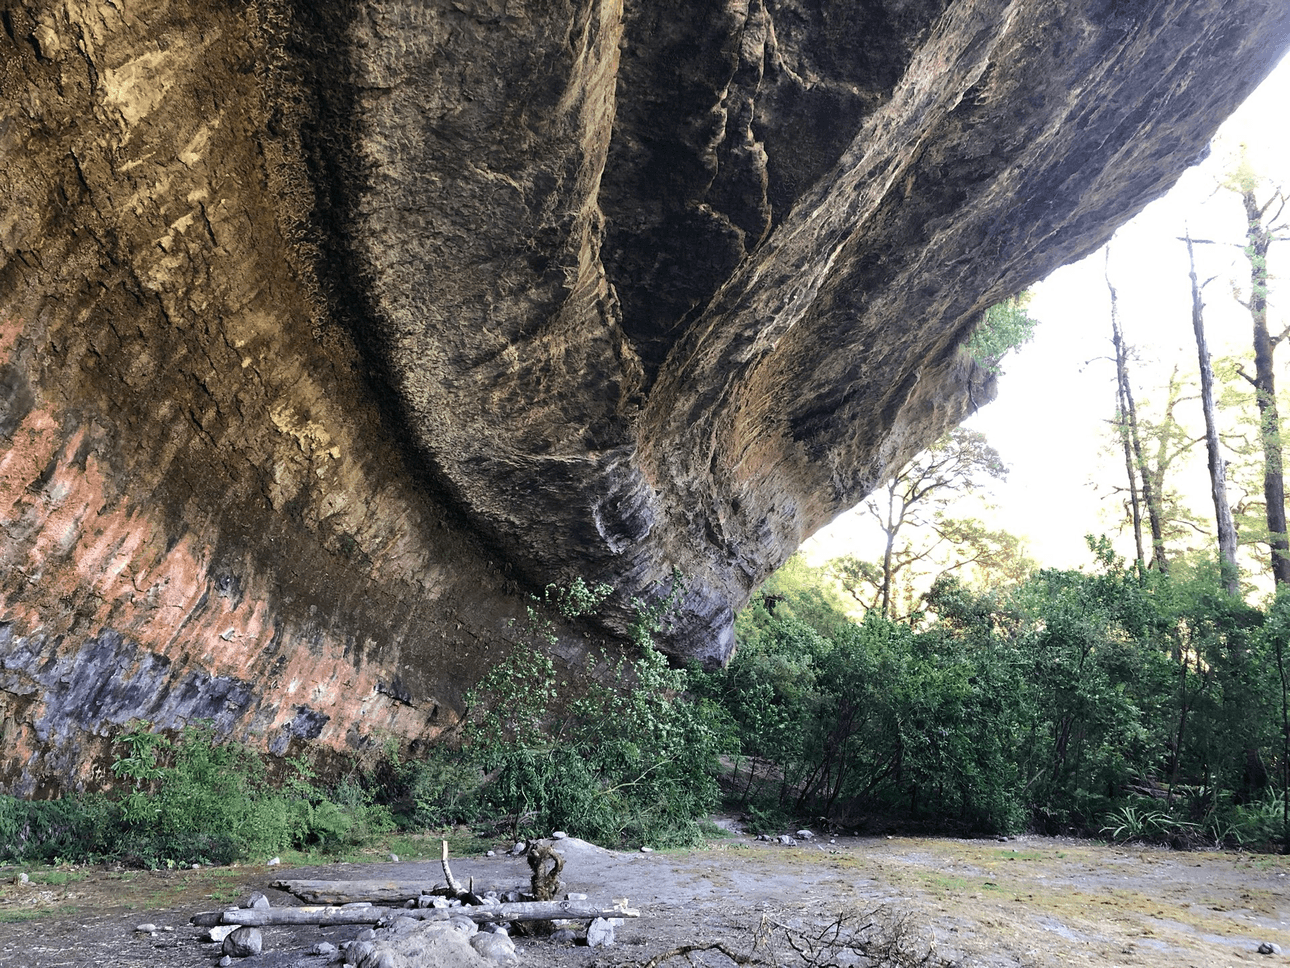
[2,0,1289,786]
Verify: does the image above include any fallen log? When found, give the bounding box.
[273,839,476,904]
[270,879,447,904]
[192,899,639,928]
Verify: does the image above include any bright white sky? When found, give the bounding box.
[804,52,1290,575]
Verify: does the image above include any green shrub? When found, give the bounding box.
[461,577,736,847]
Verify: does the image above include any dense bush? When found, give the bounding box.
[703,549,1290,847]
[458,577,736,847]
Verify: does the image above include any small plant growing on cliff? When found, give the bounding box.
[967,291,1038,373]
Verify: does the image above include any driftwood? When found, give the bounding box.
[192,899,640,928]
[274,839,471,904]
[271,879,447,905]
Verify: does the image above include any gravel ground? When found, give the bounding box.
[2,829,1288,968]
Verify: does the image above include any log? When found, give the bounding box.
[192,899,640,928]
[270,878,449,904]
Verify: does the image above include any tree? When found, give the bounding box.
[1226,157,1290,585]
[1106,249,1169,574]
[829,429,1012,618]
[1183,230,1241,596]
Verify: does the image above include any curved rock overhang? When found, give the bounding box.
[1,0,1288,788]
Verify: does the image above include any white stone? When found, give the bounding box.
[586,916,615,947]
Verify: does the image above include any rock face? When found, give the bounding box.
[2,0,1288,788]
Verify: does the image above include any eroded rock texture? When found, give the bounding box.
[2,0,1288,788]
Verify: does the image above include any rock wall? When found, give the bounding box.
[2,0,1288,789]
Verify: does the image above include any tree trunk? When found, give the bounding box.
[1107,253,1147,570]
[1241,189,1290,586]
[1185,233,1240,596]
[1106,258,1168,573]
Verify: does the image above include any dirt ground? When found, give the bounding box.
[1,828,1288,968]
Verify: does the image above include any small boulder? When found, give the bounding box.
[134,923,157,934]
[508,842,527,856]
[207,925,238,943]
[550,928,577,943]
[310,941,338,956]
[221,926,263,958]
[586,917,615,947]
[795,829,815,841]
[266,856,281,866]
[471,931,518,965]
[1258,941,1282,955]
[776,835,797,846]
[389,853,399,862]
[551,831,568,840]
[243,891,271,910]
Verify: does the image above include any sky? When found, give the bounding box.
[803,52,1290,575]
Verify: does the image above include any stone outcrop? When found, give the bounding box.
[2,0,1288,788]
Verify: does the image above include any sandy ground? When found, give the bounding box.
[1,829,1288,967]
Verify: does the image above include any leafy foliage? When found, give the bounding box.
[705,542,1290,846]
[461,577,736,846]
[967,292,1039,373]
